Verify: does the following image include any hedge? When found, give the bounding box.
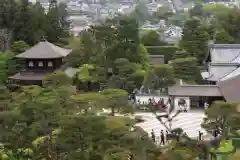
[232,137,240,149]
[145,46,178,63]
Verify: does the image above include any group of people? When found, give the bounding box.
[198,127,221,141]
[212,127,221,138]
[151,129,169,145]
[149,98,168,107]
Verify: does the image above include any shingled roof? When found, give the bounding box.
[168,80,222,97]
[205,44,240,63]
[218,74,240,102]
[206,63,238,81]
[149,55,165,65]
[16,41,72,59]
[9,72,49,81]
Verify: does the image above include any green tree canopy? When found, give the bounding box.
[69,92,104,115]
[43,72,72,88]
[109,58,145,91]
[172,49,192,60]
[202,101,240,138]
[202,4,230,17]
[10,41,29,53]
[171,57,200,83]
[100,88,129,116]
[131,1,150,24]
[179,18,209,63]
[151,4,173,22]
[152,64,175,91]
[215,28,235,44]
[141,30,166,46]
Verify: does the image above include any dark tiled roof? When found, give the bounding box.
[218,74,240,102]
[16,41,72,59]
[9,72,51,81]
[9,64,77,81]
[220,67,240,81]
[210,63,239,66]
[149,55,165,65]
[168,80,222,96]
[205,44,240,63]
[206,64,237,81]
[168,85,222,96]
[149,55,164,57]
[208,44,240,48]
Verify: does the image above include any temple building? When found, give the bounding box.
[149,55,165,65]
[8,40,73,86]
[168,44,240,109]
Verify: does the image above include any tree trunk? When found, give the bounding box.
[84,108,88,115]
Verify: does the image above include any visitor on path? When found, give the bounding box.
[213,129,219,138]
[160,130,165,145]
[148,98,152,105]
[152,98,157,106]
[137,99,140,105]
[198,131,203,141]
[131,92,136,103]
[183,106,188,112]
[204,102,209,110]
[151,129,156,142]
[158,99,162,106]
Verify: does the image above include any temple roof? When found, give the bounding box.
[205,44,240,63]
[168,80,222,97]
[16,41,72,59]
[9,72,49,81]
[220,67,240,81]
[9,66,77,81]
[149,55,165,65]
[218,74,240,102]
[205,64,238,81]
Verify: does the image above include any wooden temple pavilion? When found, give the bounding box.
[8,40,72,85]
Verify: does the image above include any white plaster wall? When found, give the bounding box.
[174,97,190,111]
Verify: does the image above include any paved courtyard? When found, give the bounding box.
[134,109,208,139]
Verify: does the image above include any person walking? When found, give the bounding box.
[151,129,156,142]
[160,130,165,145]
[198,131,203,141]
[148,98,152,105]
[213,129,218,138]
[204,102,209,110]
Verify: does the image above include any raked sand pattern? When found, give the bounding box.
[134,110,207,139]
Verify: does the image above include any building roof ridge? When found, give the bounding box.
[210,62,239,66]
[230,52,240,63]
[219,66,240,81]
[209,44,240,48]
[16,41,72,59]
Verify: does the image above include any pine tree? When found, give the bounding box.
[172,49,192,60]
[171,57,199,83]
[179,18,209,63]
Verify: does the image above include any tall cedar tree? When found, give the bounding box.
[179,18,209,63]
